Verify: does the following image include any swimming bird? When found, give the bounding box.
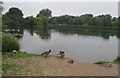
[41,50,51,57]
[57,51,65,58]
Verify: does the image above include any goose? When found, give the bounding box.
[41,50,51,57]
[57,51,65,58]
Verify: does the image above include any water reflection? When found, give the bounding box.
[3,27,119,40]
[35,28,51,40]
[25,28,51,40]
[3,29,24,39]
[53,27,119,40]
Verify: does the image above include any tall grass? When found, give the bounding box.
[2,32,20,52]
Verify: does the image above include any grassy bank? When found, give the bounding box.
[94,57,120,64]
[2,51,119,76]
[2,51,44,76]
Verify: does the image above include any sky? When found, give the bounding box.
[2,0,120,2]
[2,1,119,17]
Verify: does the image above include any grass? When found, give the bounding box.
[2,51,57,76]
[94,61,106,64]
[113,57,120,64]
[2,51,56,76]
[2,51,43,76]
[2,51,119,76]
[2,64,22,75]
[2,51,42,60]
[94,57,120,64]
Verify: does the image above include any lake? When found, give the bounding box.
[4,27,119,63]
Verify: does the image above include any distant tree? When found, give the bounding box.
[2,7,24,29]
[49,17,58,24]
[91,16,103,26]
[6,7,23,17]
[24,16,34,29]
[79,14,93,25]
[37,8,52,18]
[111,17,118,26]
[102,14,112,26]
[33,16,48,29]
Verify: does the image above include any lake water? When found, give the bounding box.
[16,28,118,63]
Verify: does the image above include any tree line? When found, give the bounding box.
[2,7,52,30]
[2,7,119,30]
[49,14,118,27]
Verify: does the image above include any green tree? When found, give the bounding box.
[2,7,24,29]
[33,17,48,29]
[37,8,52,18]
[24,16,34,29]
[91,16,103,26]
[102,14,112,26]
[6,7,23,17]
[111,17,118,26]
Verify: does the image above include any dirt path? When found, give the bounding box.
[3,56,118,76]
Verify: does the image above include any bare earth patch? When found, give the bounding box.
[3,56,118,76]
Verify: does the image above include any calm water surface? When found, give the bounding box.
[19,29,118,63]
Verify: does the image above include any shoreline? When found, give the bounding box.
[2,51,118,76]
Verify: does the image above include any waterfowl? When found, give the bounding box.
[13,50,17,53]
[57,51,65,58]
[107,62,112,67]
[41,50,51,57]
[68,60,74,63]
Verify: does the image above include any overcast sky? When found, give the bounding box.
[3,1,119,17]
[3,0,120,2]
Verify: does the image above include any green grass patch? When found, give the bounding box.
[94,61,106,64]
[2,64,12,71]
[113,57,120,64]
[2,51,42,60]
[95,57,120,64]
[2,64,21,75]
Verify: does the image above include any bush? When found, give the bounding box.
[113,57,120,64]
[2,32,20,52]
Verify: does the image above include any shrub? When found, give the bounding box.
[113,57,120,64]
[2,32,20,52]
